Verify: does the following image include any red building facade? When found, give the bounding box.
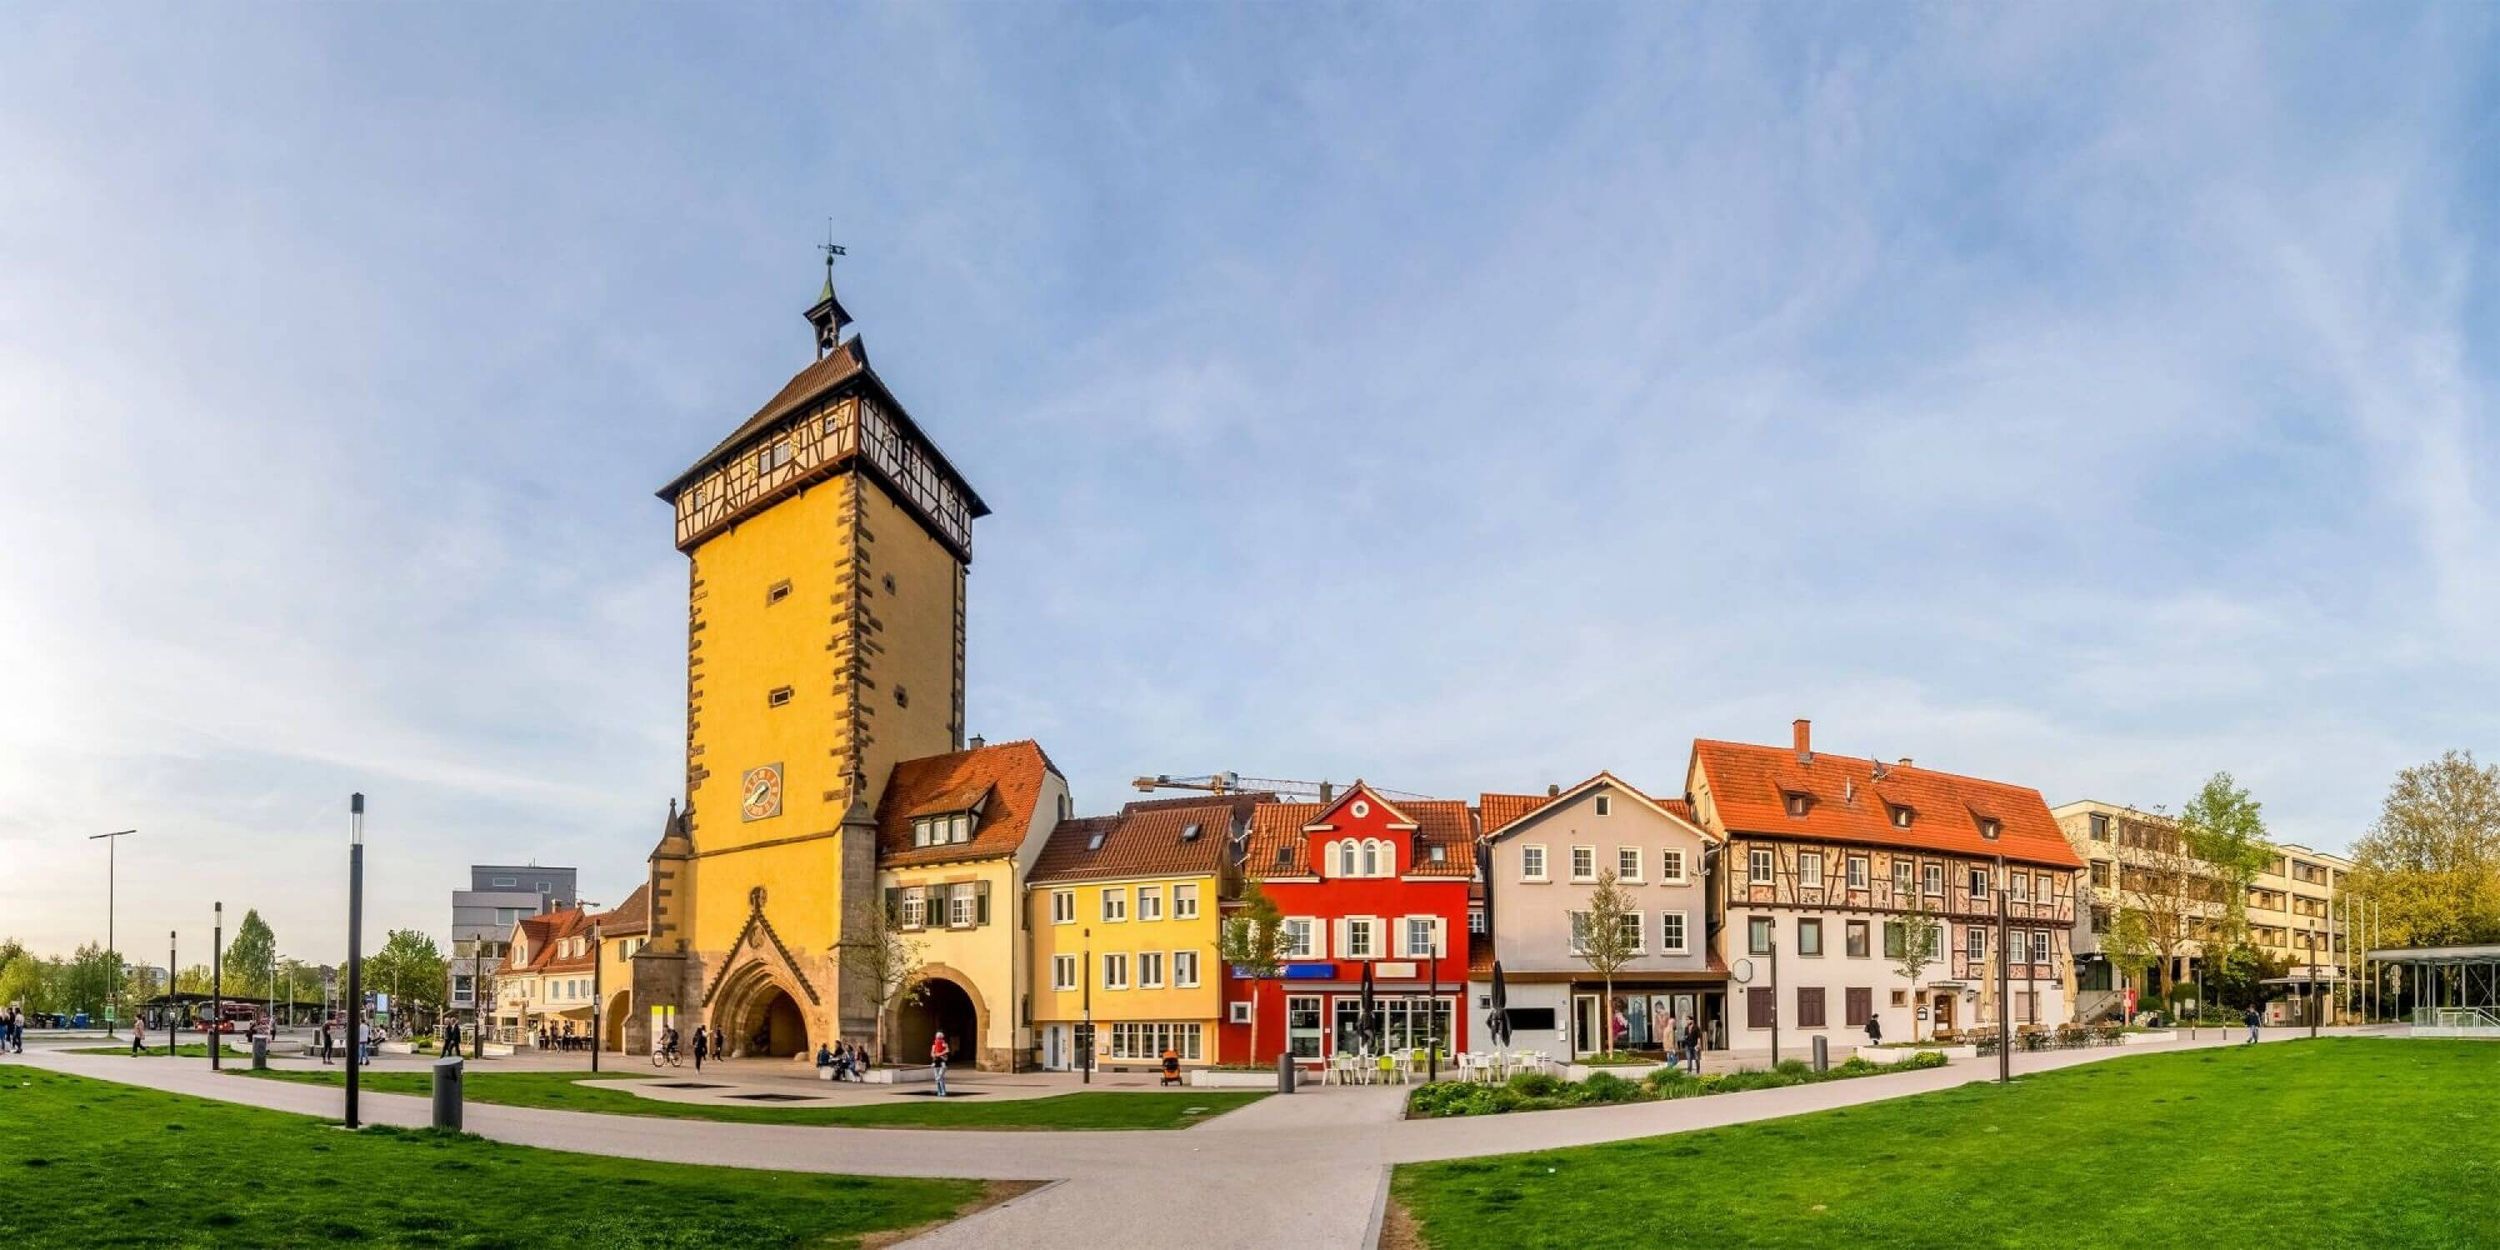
[1218,784,1475,1064]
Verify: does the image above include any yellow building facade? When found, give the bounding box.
[1026,798,1250,1070]
[634,268,992,1059]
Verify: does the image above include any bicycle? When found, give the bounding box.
[651,1038,681,1067]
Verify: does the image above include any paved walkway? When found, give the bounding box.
[8,1025,2400,1248]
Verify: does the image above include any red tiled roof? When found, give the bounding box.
[1028,795,1258,885]
[517,907,596,974]
[877,740,1059,869]
[589,883,650,938]
[1469,938,1497,978]
[1691,738,2080,869]
[1477,793,1553,835]
[1244,792,1478,880]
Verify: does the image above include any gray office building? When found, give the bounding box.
[450,864,578,1014]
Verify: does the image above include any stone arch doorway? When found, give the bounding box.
[708,961,818,1060]
[605,991,635,1053]
[893,973,982,1069]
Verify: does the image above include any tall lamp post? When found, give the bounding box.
[210,902,224,1071]
[1766,917,1780,1068]
[589,920,603,1074]
[1426,932,1442,1084]
[1995,854,2010,1086]
[1080,927,1093,1086]
[167,930,178,1055]
[345,793,366,1130]
[2306,920,2320,1041]
[90,829,136,1036]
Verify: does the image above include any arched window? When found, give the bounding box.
[1337,840,1357,878]
[1362,841,1380,877]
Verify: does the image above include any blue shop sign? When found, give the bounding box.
[1230,962,1341,980]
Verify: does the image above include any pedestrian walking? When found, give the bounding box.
[1682,1019,1703,1074]
[2244,1004,2260,1045]
[131,1016,148,1056]
[693,1024,709,1072]
[1866,1012,1884,1048]
[711,1025,725,1062]
[930,1031,951,1097]
[443,1017,461,1057]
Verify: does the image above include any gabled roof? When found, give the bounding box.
[1477,792,1553,834]
[589,883,650,939]
[1481,772,1708,841]
[1244,788,1478,880]
[1028,795,1256,885]
[877,739,1060,869]
[1690,738,2080,869]
[514,906,596,975]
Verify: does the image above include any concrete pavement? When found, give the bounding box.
[7,1025,2401,1248]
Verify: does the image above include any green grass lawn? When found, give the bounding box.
[68,1043,252,1059]
[0,1068,986,1248]
[244,1067,1265,1129]
[1394,1039,2500,1249]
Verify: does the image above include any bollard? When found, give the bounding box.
[252,1035,269,1071]
[431,1056,464,1132]
[1276,1051,1296,1094]
[1811,1035,1828,1073]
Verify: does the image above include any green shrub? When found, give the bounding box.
[1575,1072,1642,1105]
[1508,1071,1564,1098]
[1773,1059,1813,1078]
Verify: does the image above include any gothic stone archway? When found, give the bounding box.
[605,990,636,1053]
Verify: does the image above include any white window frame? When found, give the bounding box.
[1847,855,1869,890]
[1102,952,1130,990]
[1174,950,1200,987]
[1051,891,1075,925]
[948,883,977,929]
[1749,848,1774,885]
[1799,851,1824,890]
[1139,951,1165,989]
[1102,888,1127,923]
[1617,847,1643,882]
[1660,910,1689,954]
[1173,883,1200,920]
[1521,845,1548,882]
[1615,911,1645,955]
[1283,917,1317,960]
[1051,954,1077,991]
[1337,841,1357,878]
[1966,927,1986,961]
[899,888,927,930]
[1402,916,1437,960]
[1345,917,1379,960]
[1660,848,1688,884]
[1894,859,1914,895]
[1571,846,1597,883]
[1229,1001,1253,1024]
[1138,886,1164,922]
[1923,863,1944,896]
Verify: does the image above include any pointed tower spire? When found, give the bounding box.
[806,223,853,360]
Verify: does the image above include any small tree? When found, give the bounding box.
[224,910,277,1000]
[1891,895,1942,1040]
[2178,772,2272,947]
[1217,877,1288,1064]
[1573,870,1639,1056]
[836,901,928,1066]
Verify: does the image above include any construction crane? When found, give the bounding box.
[1130,772,1439,804]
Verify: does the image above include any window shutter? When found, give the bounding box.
[975,880,991,926]
[1391,917,1409,959]
[883,887,900,922]
[1431,917,1447,962]
[1332,919,1348,960]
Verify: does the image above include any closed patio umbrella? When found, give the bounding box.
[1358,960,1378,1053]
[1488,961,1512,1050]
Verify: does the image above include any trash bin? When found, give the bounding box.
[431,1056,464,1132]
[1811,1035,1828,1073]
[1276,1052,1296,1094]
[252,1035,269,1071]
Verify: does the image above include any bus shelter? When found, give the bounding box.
[2370,945,2500,1036]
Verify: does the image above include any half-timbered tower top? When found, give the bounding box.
[656,270,991,559]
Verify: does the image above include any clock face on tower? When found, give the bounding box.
[740,763,784,822]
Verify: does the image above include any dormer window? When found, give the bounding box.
[911,811,977,848]
[1979,818,2002,840]
[1782,790,1811,818]
[1889,804,1914,828]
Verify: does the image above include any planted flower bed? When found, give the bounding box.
[1405,1051,1948,1118]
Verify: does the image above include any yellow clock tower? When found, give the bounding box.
[635,256,989,1055]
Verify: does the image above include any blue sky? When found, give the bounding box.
[4,5,2496,960]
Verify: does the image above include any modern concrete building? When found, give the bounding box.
[449,864,577,1019]
[2054,800,2352,1019]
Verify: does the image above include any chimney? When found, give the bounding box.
[967,734,986,750]
[1318,781,1335,804]
[1897,757,1913,768]
[1546,783,1561,797]
[1793,718,1813,763]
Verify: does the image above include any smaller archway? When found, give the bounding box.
[738,987,809,1058]
[605,991,635,1053]
[894,975,981,1068]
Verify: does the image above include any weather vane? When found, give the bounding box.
[820,218,846,270]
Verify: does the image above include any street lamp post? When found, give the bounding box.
[1995,854,2010,1086]
[211,902,224,1071]
[2307,921,2320,1041]
[1767,917,1779,1068]
[167,930,177,1055]
[1426,933,1442,1085]
[1081,927,1093,1086]
[345,793,366,1130]
[590,922,603,1074]
[90,830,135,1037]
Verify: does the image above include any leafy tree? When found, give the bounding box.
[364,930,447,1022]
[1572,869,1639,1055]
[224,909,278,999]
[59,943,123,1018]
[1890,895,1942,1040]
[2177,773,2273,945]
[2105,806,2217,998]
[1217,877,1288,1064]
[173,964,217,995]
[836,899,927,1066]
[2348,750,2500,947]
[2202,941,2291,1011]
[0,949,56,1014]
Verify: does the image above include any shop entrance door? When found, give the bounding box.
[1572,994,1603,1056]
